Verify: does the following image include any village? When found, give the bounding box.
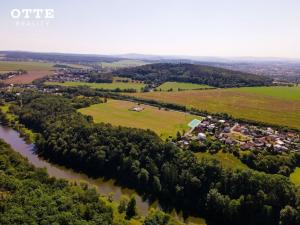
[180,116,300,153]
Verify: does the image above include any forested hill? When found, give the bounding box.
[113,63,273,87]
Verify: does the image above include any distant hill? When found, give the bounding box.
[0,51,120,64]
[113,63,273,87]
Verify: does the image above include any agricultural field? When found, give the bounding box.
[290,167,300,186]
[0,61,54,71]
[4,71,54,84]
[100,59,147,69]
[237,86,300,101]
[130,86,300,129]
[45,81,146,91]
[195,151,248,170]
[78,99,202,139]
[157,82,213,91]
[0,61,55,84]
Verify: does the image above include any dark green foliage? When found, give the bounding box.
[89,72,113,83]
[113,63,273,87]
[0,139,127,225]
[126,196,137,219]
[241,152,300,176]
[15,94,300,225]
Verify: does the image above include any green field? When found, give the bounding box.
[0,61,54,71]
[131,86,300,129]
[157,82,213,91]
[78,99,202,139]
[290,167,300,186]
[100,59,147,69]
[195,151,248,170]
[237,86,300,101]
[45,81,146,91]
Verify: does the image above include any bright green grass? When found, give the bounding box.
[290,167,300,186]
[238,86,300,101]
[78,99,202,139]
[157,82,213,91]
[195,151,248,170]
[45,81,146,91]
[0,61,54,71]
[100,60,147,69]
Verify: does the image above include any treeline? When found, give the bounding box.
[12,94,300,225]
[113,63,273,87]
[88,72,114,83]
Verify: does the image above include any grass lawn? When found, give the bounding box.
[130,86,300,129]
[290,167,300,186]
[78,99,202,139]
[157,82,213,91]
[195,151,248,170]
[45,81,146,91]
[0,61,54,71]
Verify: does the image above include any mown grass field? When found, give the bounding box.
[130,86,300,129]
[290,167,300,186]
[45,81,146,91]
[78,99,202,139]
[195,152,248,170]
[157,82,213,91]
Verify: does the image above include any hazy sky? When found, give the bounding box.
[0,0,300,58]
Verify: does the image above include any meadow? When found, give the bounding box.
[195,151,248,170]
[157,82,213,91]
[45,81,146,91]
[130,86,300,129]
[78,99,202,139]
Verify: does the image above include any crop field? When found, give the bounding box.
[45,81,146,91]
[4,71,54,84]
[0,61,54,71]
[0,61,55,84]
[100,59,147,69]
[157,82,213,91]
[237,86,300,101]
[130,86,300,129]
[78,99,202,139]
[290,167,300,186]
[195,152,248,170]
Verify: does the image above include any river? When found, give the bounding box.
[0,125,151,215]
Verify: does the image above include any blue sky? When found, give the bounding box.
[0,0,299,58]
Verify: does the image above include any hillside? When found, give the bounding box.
[113,63,273,87]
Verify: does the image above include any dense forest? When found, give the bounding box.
[0,138,185,225]
[0,139,125,225]
[113,63,273,87]
[6,93,300,225]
